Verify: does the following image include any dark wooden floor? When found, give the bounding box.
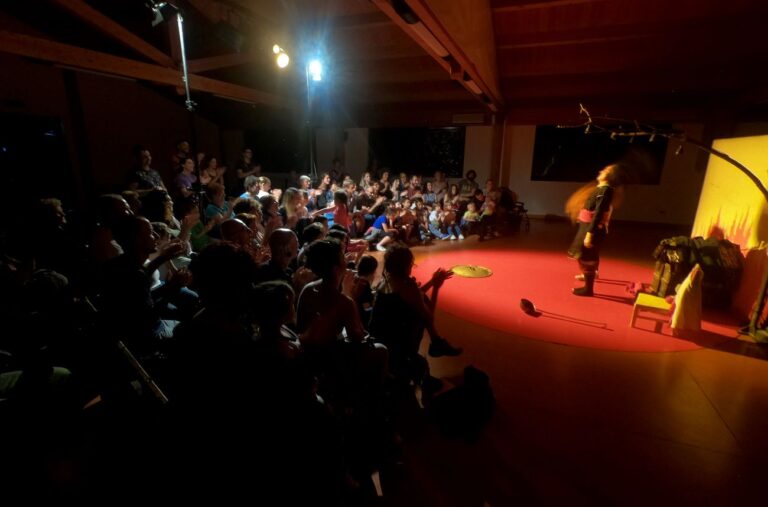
[377,219,768,506]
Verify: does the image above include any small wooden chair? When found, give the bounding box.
[630,292,672,330]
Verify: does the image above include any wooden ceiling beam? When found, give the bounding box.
[494,14,768,48]
[498,33,648,50]
[491,0,606,12]
[497,32,768,77]
[187,52,260,73]
[404,0,504,110]
[369,0,450,72]
[0,29,294,109]
[501,66,768,100]
[369,0,503,112]
[51,0,175,67]
[185,0,275,29]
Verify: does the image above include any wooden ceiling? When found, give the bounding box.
[491,0,768,122]
[1,0,767,126]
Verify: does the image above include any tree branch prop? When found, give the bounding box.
[557,104,768,202]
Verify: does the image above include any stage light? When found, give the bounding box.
[148,1,179,27]
[273,45,289,68]
[276,52,289,68]
[308,59,322,81]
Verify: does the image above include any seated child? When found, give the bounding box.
[312,190,351,230]
[428,202,451,240]
[351,255,378,329]
[478,199,499,241]
[461,202,480,237]
[364,208,398,252]
[412,197,431,244]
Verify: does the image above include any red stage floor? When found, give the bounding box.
[411,245,740,353]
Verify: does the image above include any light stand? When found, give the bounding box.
[148,2,205,213]
[305,64,318,183]
[175,11,195,113]
[148,1,195,113]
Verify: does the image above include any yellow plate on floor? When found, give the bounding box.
[451,264,493,278]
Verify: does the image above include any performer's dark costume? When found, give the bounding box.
[568,184,614,296]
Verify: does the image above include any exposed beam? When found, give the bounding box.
[186,16,426,71]
[370,0,502,112]
[187,52,259,73]
[501,65,768,100]
[0,30,293,109]
[491,0,606,12]
[498,33,651,50]
[185,0,275,29]
[51,0,175,67]
[494,14,768,48]
[369,0,450,72]
[403,0,504,111]
[493,0,767,18]
[497,31,768,78]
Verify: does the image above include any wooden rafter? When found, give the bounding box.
[401,0,503,111]
[51,0,175,67]
[369,0,450,73]
[187,52,258,73]
[187,0,281,27]
[0,29,294,109]
[491,0,605,12]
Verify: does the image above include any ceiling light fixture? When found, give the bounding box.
[273,45,290,68]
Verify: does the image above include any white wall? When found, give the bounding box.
[345,128,369,179]
[502,124,707,225]
[315,128,342,175]
[315,127,369,181]
[462,126,494,184]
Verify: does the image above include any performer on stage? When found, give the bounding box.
[567,164,622,296]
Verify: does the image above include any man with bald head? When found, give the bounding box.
[221,218,252,246]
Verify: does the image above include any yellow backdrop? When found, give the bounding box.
[692,135,768,317]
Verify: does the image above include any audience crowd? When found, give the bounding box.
[0,141,521,502]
